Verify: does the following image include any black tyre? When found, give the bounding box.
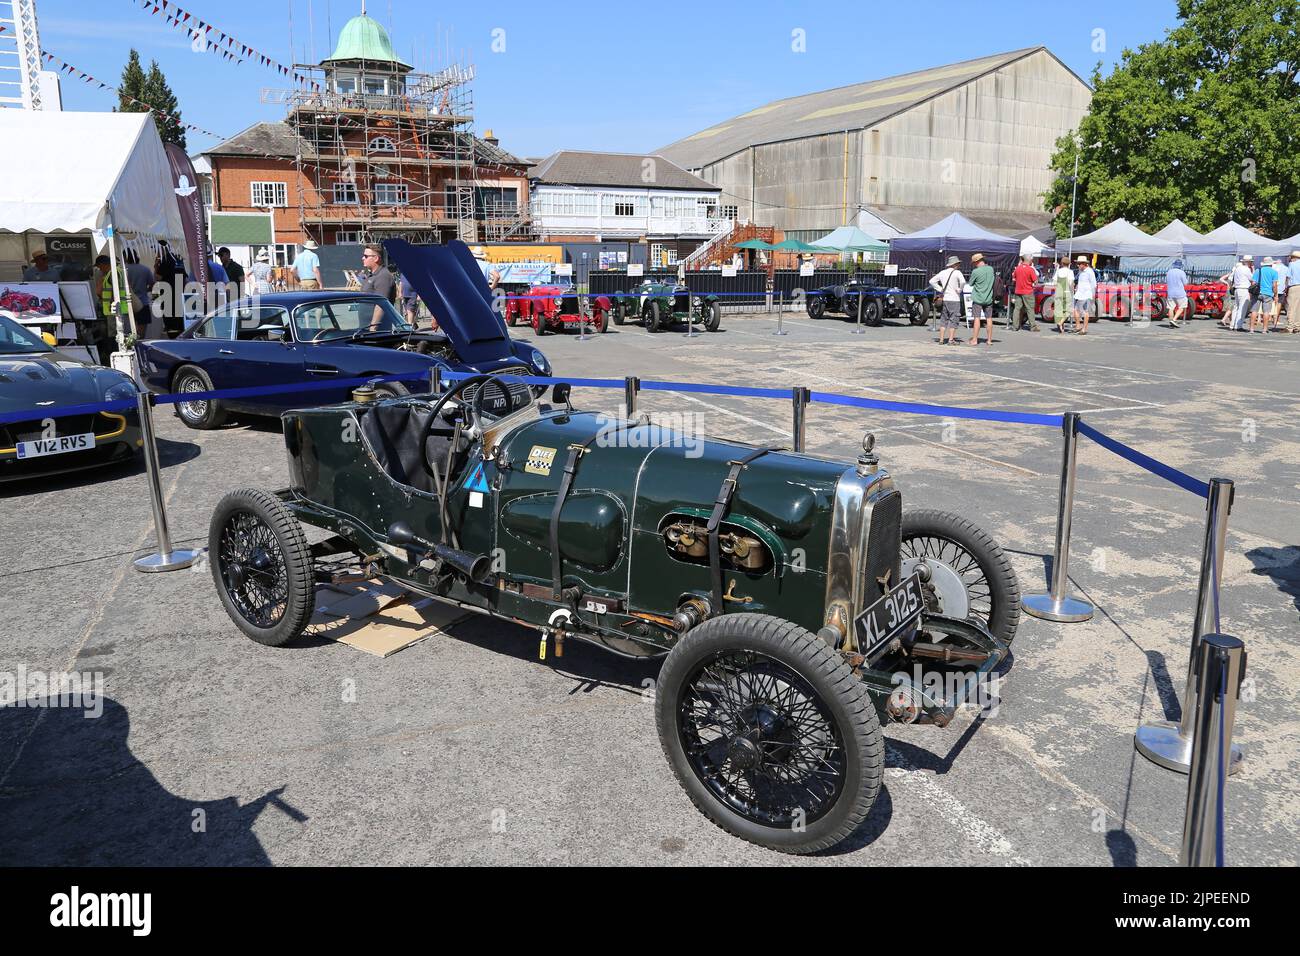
[209,488,315,647]
[1151,296,1167,321]
[705,301,722,332]
[863,298,883,327]
[647,301,665,333]
[612,299,626,325]
[908,297,931,326]
[806,295,825,319]
[369,381,409,400]
[172,365,227,430]
[899,510,1021,646]
[656,613,883,854]
[1040,298,1055,322]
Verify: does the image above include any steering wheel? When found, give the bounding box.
[416,373,493,478]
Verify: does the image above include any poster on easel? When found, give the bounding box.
[0,281,61,324]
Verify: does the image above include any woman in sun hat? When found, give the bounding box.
[250,248,274,296]
[929,254,966,345]
[1053,255,1074,333]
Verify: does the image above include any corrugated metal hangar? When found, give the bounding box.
[658,47,1092,240]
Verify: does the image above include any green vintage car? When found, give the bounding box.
[204,240,1017,853]
[208,375,1019,853]
[619,280,722,333]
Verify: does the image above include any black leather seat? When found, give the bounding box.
[358,402,463,495]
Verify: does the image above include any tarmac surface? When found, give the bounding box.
[2,308,1297,866]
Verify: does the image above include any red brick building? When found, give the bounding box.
[201,12,531,257]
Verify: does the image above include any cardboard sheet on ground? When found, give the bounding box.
[309,581,470,657]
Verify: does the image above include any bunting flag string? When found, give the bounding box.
[130,0,321,89]
[40,48,226,141]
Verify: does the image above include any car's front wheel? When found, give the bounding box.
[704,301,722,332]
[172,365,227,430]
[806,295,825,319]
[656,613,883,854]
[647,301,665,333]
[900,509,1021,646]
[908,297,931,326]
[210,489,316,647]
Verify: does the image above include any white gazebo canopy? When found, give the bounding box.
[1184,221,1288,258]
[0,110,189,262]
[1066,218,1180,257]
[1152,219,1206,246]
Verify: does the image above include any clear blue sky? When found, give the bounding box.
[39,0,1183,159]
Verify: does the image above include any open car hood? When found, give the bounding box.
[383,239,514,365]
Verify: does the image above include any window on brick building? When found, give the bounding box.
[250,182,288,207]
[374,183,408,206]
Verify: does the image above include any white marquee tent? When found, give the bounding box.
[1065,218,1180,257]
[0,110,189,262]
[1183,221,1289,259]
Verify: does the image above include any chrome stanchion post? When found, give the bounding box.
[1136,478,1243,774]
[133,388,203,573]
[1180,634,1246,866]
[624,375,640,420]
[429,364,442,396]
[791,387,810,452]
[850,288,866,335]
[1023,411,1094,622]
[774,290,788,335]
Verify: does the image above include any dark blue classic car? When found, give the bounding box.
[136,240,552,430]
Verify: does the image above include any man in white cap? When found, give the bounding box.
[1287,249,1300,334]
[929,254,965,345]
[1220,255,1253,330]
[1072,254,1097,335]
[295,239,323,290]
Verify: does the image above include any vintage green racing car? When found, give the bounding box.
[205,241,1020,853]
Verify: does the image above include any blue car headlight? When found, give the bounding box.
[530,350,550,375]
[105,381,138,403]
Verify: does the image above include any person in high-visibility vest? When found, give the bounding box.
[94,254,131,363]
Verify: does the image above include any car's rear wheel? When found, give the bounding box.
[899,510,1021,646]
[210,488,315,647]
[647,301,665,333]
[173,365,227,430]
[592,307,608,333]
[656,613,883,854]
[704,301,722,332]
[611,299,626,325]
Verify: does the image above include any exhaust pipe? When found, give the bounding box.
[387,522,492,584]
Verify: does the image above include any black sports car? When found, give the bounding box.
[0,315,141,483]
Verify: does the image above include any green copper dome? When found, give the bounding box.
[323,14,411,68]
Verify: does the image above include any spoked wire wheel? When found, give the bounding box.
[177,376,209,423]
[656,614,882,854]
[209,489,315,646]
[900,510,1021,646]
[219,511,291,629]
[679,649,845,828]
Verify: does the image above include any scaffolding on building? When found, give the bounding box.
[262,56,483,246]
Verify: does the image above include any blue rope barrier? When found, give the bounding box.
[1,367,1211,502]
[151,372,412,406]
[811,391,1064,427]
[1076,420,1210,499]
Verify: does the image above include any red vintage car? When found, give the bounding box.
[521,285,611,335]
[0,289,57,317]
[1033,276,1228,321]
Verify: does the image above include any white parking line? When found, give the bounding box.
[886,746,1031,865]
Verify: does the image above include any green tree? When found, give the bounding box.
[1044,0,1300,238]
[115,49,186,149]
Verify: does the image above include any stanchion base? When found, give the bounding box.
[849,328,867,335]
[134,548,204,574]
[1022,592,1094,622]
[1135,720,1244,775]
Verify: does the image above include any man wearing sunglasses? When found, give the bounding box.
[360,244,397,330]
